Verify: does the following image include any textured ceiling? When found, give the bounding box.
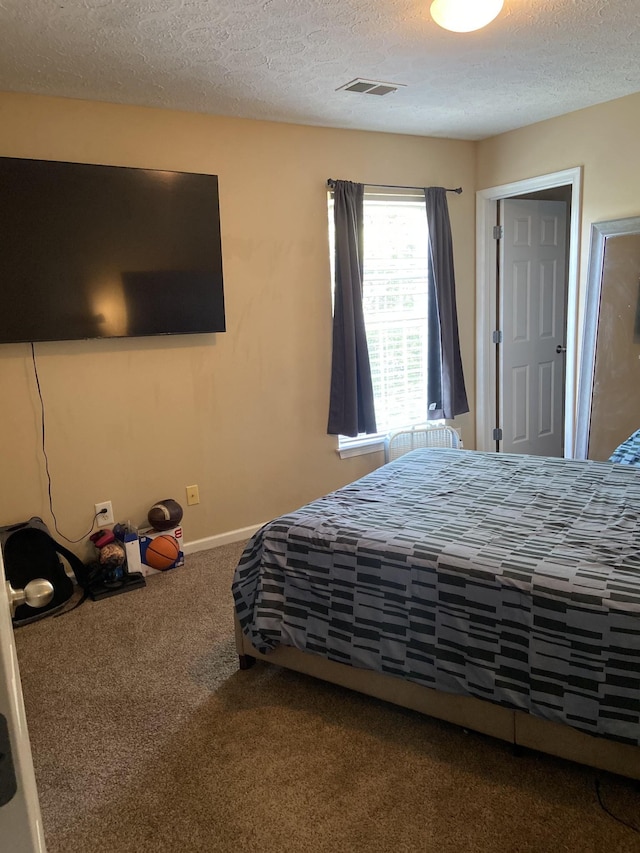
[0,0,639,140]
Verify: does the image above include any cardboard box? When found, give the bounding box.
[130,525,184,577]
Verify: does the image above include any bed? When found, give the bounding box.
[232,448,640,779]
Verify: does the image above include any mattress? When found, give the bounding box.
[232,449,640,745]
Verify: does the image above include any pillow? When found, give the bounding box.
[608,428,640,466]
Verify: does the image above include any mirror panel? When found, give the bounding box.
[576,217,640,459]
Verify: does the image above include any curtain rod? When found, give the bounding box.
[327,179,462,194]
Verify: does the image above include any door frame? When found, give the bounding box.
[0,549,47,852]
[475,167,583,454]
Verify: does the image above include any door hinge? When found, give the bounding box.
[493,225,504,240]
[492,330,503,344]
[493,428,503,442]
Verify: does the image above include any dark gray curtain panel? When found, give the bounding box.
[327,181,377,437]
[424,187,469,420]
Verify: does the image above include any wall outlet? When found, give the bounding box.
[95,500,114,527]
[186,485,200,506]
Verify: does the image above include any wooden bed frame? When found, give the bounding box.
[235,615,640,781]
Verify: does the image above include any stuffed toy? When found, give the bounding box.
[89,529,126,580]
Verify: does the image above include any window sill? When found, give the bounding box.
[337,435,386,459]
[336,421,450,459]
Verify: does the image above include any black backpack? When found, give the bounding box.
[0,517,86,625]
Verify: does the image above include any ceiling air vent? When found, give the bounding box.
[337,78,405,96]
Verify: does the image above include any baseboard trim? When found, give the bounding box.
[183,523,265,555]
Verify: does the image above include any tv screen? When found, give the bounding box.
[0,157,225,343]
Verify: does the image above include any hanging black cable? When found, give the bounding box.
[30,342,102,544]
[595,774,640,835]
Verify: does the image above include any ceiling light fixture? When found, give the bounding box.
[430,0,504,33]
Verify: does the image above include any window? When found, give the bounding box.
[329,188,440,451]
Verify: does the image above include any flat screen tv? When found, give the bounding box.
[0,157,226,343]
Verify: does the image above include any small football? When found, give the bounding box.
[147,498,184,531]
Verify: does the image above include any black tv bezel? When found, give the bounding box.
[0,156,226,344]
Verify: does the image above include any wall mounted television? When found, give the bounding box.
[0,157,225,343]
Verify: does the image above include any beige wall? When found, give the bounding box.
[477,91,640,454]
[478,91,640,318]
[0,91,476,555]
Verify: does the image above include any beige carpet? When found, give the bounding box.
[14,542,640,853]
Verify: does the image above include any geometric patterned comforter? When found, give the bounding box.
[232,449,640,745]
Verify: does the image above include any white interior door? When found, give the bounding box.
[499,199,568,456]
[0,547,47,853]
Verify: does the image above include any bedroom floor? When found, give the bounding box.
[14,542,640,853]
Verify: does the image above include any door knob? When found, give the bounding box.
[6,578,54,618]
[556,344,567,354]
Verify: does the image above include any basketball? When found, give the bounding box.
[147,499,183,531]
[144,535,180,570]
